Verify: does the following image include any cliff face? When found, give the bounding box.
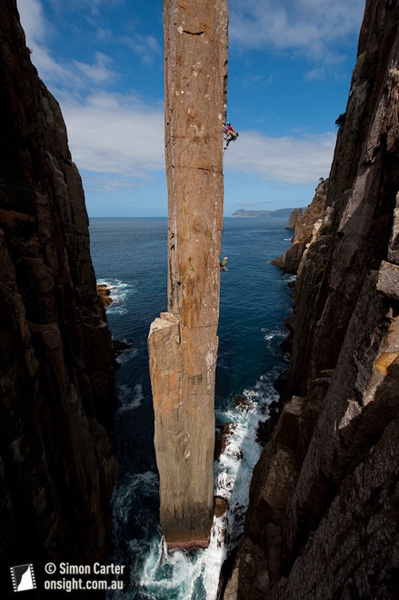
[148,0,228,549]
[0,0,116,584]
[285,208,302,231]
[224,1,399,598]
[271,180,329,273]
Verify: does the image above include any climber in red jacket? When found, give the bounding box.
[223,122,239,149]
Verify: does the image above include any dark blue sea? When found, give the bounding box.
[89,217,293,599]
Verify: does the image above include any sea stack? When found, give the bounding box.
[148,0,228,548]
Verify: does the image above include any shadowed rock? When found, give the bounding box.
[223,2,399,598]
[0,0,116,589]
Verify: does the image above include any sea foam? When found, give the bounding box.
[135,372,279,600]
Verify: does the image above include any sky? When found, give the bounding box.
[16,0,366,217]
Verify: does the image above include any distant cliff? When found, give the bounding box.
[271,180,329,273]
[232,208,298,219]
[285,207,302,230]
[0,0,116,589]
[223,0,399,598]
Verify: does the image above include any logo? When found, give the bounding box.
[10,564,37,593]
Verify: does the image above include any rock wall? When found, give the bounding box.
[223,1,399,598]
[148,0,228,549]
[285,208,302,231]
[271,180,329,273]
[0,0,116,588]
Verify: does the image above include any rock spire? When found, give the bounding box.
[148,0,228,549]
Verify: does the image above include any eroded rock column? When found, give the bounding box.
[148,0,228,549]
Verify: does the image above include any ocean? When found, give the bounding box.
[89,217,293,599]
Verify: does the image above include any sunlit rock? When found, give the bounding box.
[148,0,228,549]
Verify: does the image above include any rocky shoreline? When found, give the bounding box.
[97,283,114,306]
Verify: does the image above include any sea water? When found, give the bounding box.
[89,217,292,599]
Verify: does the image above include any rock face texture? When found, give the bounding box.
[285,208,302,231]
[148,0,228,548]
[223,1,399,598]
[271,180,329,273]
[0,0,116,588]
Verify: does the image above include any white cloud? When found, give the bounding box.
[17,0,115,90]
[224,131,336,185]
[72,52,114,86]
[122,33,162,66]
[62,91,335,189]
[305,67,327,81]
[16,1,164,185]
[46,0,121,13]
[62,93,165,177]
[17,0,50,48]
[229,0,365,60]
[16,0,337,192]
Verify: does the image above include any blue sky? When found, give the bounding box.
[17,0,366,217]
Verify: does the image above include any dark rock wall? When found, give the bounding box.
[0,0,116,585]
[223,1,399,598]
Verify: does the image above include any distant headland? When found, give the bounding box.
[231,208,300,218]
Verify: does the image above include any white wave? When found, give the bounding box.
[262,326,288,355]
[215,395,271,556]
[128,538,143,556]
[115,347,138,366]
[97,278,136,314]
[283,273,297,283]
[141,537,202,598]
[107,305,130,316]
[261,326,287,338]
[113,471,158,525]
[117,383,144,412]
[140,514,227,600]
[202,515,227,597]
[112,476,135,526]
[137,377,279,599]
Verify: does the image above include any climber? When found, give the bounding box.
[223,123,239,149]
[220,256,228,270]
